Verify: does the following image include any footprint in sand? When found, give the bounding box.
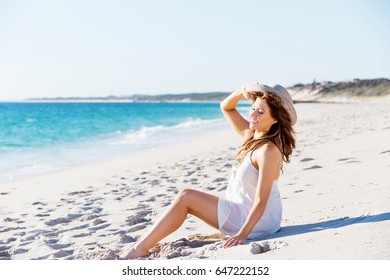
[19,231,41,242]
[300,157,314,162]
[118,234,136,244]
[0,250,11,260]
[0,245,12,251]
[127,224,146,233]
[126,205,150,211]
[166,186,177,192]
[60,198,75,204]
[160,201,171,207]
[68,190,93,197]
[144,196,156,202]
[338,157,356,161]
[189,178,199,185]
[186,170,196,176]
[90,223,111,232]
[130,191,146,198]
[12,248,29,255]
[81,205,93,210]
[68,224,90,231]
[78,214,100,221]
[44,214,83,226]
[303,165,323,170]
[44,238,59,244]
[32,201,47,206]
[92,207,104,214]
[0,226,27,233]
[72,232,90,238]
[112,229,127,235]
[43,231,60,238]
[36,213,51,217]
[0,238,17,245]
[213,178,226,183]
[47,242,74,250]
[345,160,361,164]
[53,249,74,258]
[126,210,152,226]
[92,218,105,226]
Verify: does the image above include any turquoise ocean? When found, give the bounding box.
[0,102,249,183]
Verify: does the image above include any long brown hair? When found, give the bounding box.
[236,91,296,171]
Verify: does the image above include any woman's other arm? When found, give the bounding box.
[220,85,251,138]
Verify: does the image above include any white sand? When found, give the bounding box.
[1,100,390,260]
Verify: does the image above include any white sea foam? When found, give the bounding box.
[109,118,223,146]
[123,125,166,144]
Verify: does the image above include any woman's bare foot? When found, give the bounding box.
[118,244,150,260]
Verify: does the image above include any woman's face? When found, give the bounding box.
[249,97,276,132]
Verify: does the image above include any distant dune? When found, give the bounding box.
[130,92,228,102]
[26,78,390,102]
[289,78,390,102]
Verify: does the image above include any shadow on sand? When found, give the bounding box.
[258,212,390,241]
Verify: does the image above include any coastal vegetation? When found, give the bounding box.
[27,78,390,102]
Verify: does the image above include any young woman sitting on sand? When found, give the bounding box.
[119,83,297,259]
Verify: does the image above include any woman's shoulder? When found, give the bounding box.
[252,141,281,161]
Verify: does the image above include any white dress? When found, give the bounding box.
[217,153,282,239]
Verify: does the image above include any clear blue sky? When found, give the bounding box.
[0,0,389,100]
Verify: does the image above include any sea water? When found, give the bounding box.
[0,102,250,183]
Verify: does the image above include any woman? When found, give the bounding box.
[119,83,296,259]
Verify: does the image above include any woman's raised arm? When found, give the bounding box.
[220,85,251,138]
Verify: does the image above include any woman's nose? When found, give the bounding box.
[250,109,256,118]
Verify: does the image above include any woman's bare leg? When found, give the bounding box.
[119,188,219,259]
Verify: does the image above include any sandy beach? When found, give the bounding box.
[1,99,390,260]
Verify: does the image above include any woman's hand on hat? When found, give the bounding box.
[241,84,252,100]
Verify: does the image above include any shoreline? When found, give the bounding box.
[1,101,390,260]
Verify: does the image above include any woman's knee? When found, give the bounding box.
[176,188,197,204]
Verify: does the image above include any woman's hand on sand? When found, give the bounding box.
[223,234,246,248]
